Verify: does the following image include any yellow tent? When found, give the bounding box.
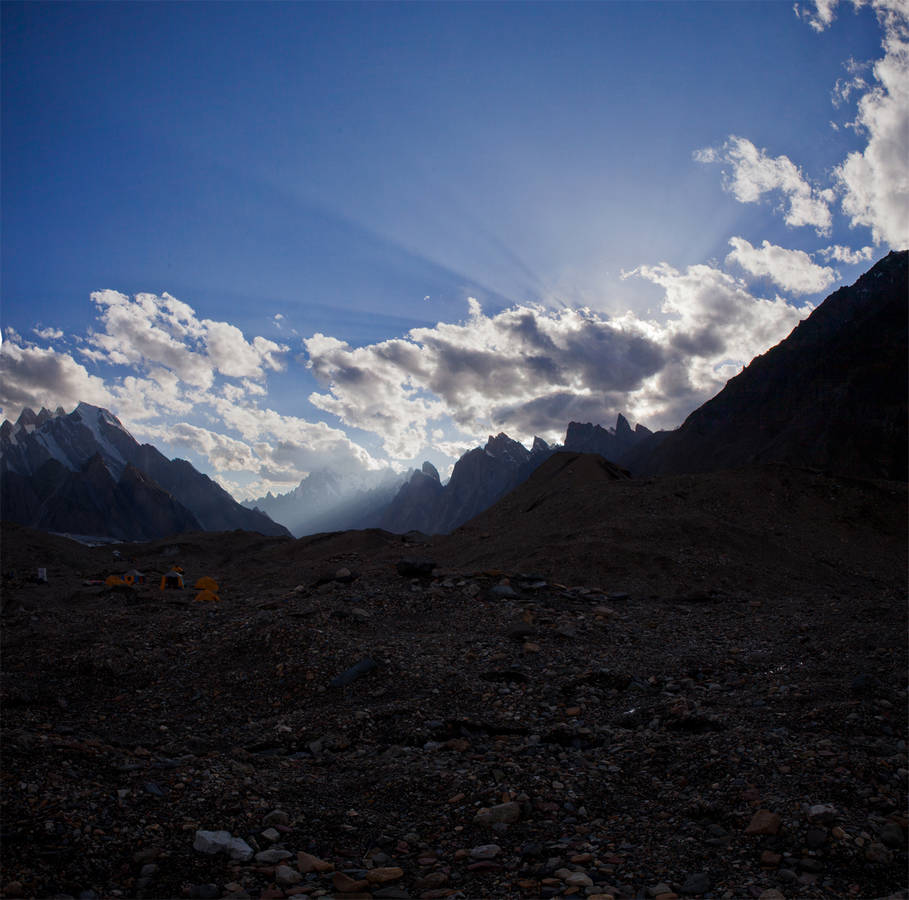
[194,589,220,603]
[194,576,219,593]
[105,574,124,587]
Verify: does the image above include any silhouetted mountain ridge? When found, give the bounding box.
[1,404,289,540]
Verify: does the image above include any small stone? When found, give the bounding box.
[648,885,673,898]
[799,858,824,874]
[256,849,294,864]
[864,842,894,864]
[297,851,333,873]
[333,872,369,892]
[806,804,836,824]
[680,873,711,895]
[263,810,290,827]
[805,827,827,849]
[880,822,905,847]
[373,888,412,900]
[262,827,281,842]
[470,844,502,859]
[413,872,448,890]
[564,872,594,888]
[760,850,781,867]
[474,800,522,826]
[330,657,377,688]
[275,865,303,886]
[190,886,219,900]
[757,891,786,900]
[193,829,254,862]
[365,867,404,884]
[745,809,782,835]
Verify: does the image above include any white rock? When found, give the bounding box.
[469,843,502,859]
[193,829,254,861]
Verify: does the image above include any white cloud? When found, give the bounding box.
[0,334,113,420]
[726,237,839,294]
[833,3,909,247]
[795,0,840,32]
[696,136,834,234]
[304,275,814,453]
[202,320,287,378]
[33,326,64,340]
[820,243,875,262]
[136,421,260,471]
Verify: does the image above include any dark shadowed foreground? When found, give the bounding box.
[1,460,906,900]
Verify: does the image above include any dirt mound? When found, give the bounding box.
[437,461,907,596]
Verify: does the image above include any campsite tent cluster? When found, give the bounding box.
[104,568,221,602]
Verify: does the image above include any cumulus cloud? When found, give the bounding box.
[726,237,839,294]
[304,276,813,455]
[833,3,909,247]
[695,136,834,234]
[303,300,671,457]
[33,326,64,340]
[87,291,290,386]
[0,333,113,419]
[820,243,876,262]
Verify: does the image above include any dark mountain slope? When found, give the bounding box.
[0,404,289,539]
[626,250,908,480]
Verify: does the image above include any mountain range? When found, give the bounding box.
[2,251,904,542]
[0,403,290,541]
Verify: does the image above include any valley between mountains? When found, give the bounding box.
[0,253,906,900]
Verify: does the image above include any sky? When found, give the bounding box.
[2,0,907,500]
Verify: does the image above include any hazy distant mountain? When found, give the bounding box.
[625,250,908,480]
[379,433,556,535]
[0,403,290,539]
[563,414,653,459]
[376,412,655,536]
[244,466,405,538]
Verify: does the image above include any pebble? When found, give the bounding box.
[263,809,290,827]
[864,842,894,863]
[262,827,281,842]
[297,850,333,872]
[473,800,522,826]
[275,865,303,886]
[256,849,294,864]
[880,822,905,847]
[680,872,711,895]
[365,867,404,883]
[333,872,369,892]
[745,809,782,835]
[469,844,502,859]
[192,829,254,861]
[805,826,827,848]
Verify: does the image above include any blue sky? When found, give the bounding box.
[2,0,906,498]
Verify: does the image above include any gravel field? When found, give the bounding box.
[2,461,906,900]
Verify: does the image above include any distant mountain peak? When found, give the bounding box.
[1,399,290,539]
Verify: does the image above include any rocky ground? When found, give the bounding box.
[1,460,907,900]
